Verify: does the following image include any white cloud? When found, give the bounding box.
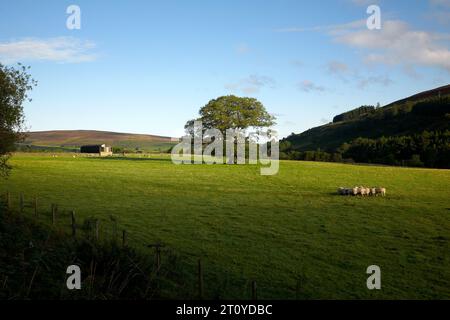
[276,19,366,34]
[298,80,326,93]
[430,0,450,7]
[327,60,349,75]
[325,59,394,88]
[334,20,450,72]
[350,0,380,5]
[427,0,450,25]
[356,75,393,89]
[290,59,303,68]
[0,37,98,64]
[278,15,450,73]
[225,74,275,94]
[427,11,450,25]
[236,43,251,54]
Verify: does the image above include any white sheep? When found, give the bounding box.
[360,187,369,196]
[377,187,386,196]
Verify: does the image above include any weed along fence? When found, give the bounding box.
[3,191,127,245]
[1,190,277,300]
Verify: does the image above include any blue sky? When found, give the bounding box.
[0,0,449,138]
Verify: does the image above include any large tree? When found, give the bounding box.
[0,63,36,177]
[185,95,276,135]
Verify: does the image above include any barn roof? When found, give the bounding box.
[80,144,107,148]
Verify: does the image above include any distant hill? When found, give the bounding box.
[283,85,450,152]
[384,84,450,108]
[22,130,178,152]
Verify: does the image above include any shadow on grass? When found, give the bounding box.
[95,156,173,162]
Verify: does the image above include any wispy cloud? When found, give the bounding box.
[277,11,450,73]
[349,0,380,6]
[430,0,450,7]
[225,74,275,94]
[326,60,349,75]
[356,74,393,89]
[236,43,251,55]
[275,19,366,34]
[0,37,98,64]
[427,0,450,25]
[325,59,394,88]
[298,80,326,93]
[335,20,450,72]
[290,59,303,68]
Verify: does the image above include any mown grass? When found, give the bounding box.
[1,153,449,299]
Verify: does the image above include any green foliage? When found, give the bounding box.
[0,63,37,176]
[281,130,449,169]
[15,144,79,153]
[333,105,375,123]
[283,95,450,167]
[185,95,276,134]
[341,131,450,168]
[0,204,188,299]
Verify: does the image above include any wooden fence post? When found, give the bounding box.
[296,279,302,300]
[198,259,204,299]
[34,196,38,217]
[51,204,57,225]
[252,281,257,300]
[71,211,76,237]
[156,246,161,270]
[19,193,24,213]
[95,220,99,241]
[111,217,117,243]
[122,230,127,247]
[147,243,164,270]
[6,192,11,210]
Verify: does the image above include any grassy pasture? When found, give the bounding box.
[1,153,449,299]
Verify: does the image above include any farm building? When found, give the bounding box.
[80,144,113,156]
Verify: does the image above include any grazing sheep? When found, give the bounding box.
[360,187,369,196]
[359,187,364,196]
[338,186,386,197]
[374,187,386,196]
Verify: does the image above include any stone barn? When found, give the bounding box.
[80,144,113,156]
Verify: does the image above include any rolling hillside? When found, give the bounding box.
[283,85,450,152]
[22,130,178,152]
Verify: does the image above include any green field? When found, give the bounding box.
[1,153,450,299]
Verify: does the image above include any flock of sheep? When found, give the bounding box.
[338,186,386,196]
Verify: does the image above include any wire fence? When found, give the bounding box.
[0,190,280,300]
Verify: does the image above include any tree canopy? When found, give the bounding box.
[185,95,275,135]
[0,63,36,176]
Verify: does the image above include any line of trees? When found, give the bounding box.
[333,105,376,123]
[280,130,450,169]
